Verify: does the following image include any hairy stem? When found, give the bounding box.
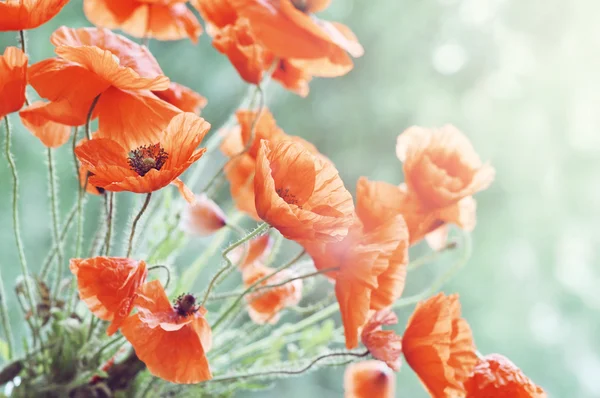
[47,148,65,297]
[85,94,101,140]
[40,204,76,278]
[0,264,14,360]
[104,192,115,256]
[148,265,171,289]
[126,193,152,257]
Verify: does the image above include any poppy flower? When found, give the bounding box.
[242,261,302,324]
[69,257,148,336]
[75,112,209,201]
[396,125,495,210]
[19,102,71,148]
[153,82,207,114]
[464,354,546,398]
[402,293,478,397]
[79,165,106,196]
[84,0,203,43]
[356,177,478,246]
[360,309,402,372]
[121,280,212,384]
[254,139,354,243]
[0,0,70,31]
[28,27,180,147]
[180,194,227,236]
[227,0,363,61]
[344,361,395,398]
[0,47,27,120]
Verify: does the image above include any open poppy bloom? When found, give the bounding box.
[153,82,207,114]
[121,280,212,384]
[193,0,354,96]
[69,257,148,336]
[242,261,302,324]
[180,194,227,236]
[75,112,209,201]
[465,354,546,398]
[254,139,354,243]
[402,293,478,397]
[28,26,180,146]
[344,360,395,398]
[0,47,27,120]
[361,309,402,372]
[19,102,71,148]
[0,0,70,31]
[79,165,106,196]
[84,0,202,43]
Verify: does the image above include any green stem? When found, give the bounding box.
[148,265,171,289]
[18,31,30,106]
[104,192,114,256]
[201,223,270,307]
[3,117,37,331]
[211,249,305,330]
[126,193,152,257]
[0,264,14,360]
[47,148,65,297]
[85,94,101,141]
[209,351,369,383]
[40,204,76,278]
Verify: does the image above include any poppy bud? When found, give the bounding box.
[344,361,395,398]
[180,194,227,236]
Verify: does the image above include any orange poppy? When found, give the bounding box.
[84,0,203,43]
[28,27,180,146]
[402,293,478,397]
[75,112,209,201]
[121,280,212,384]
[344,360,396,398]
[0,47,27,120]
[79,165,105,196]
[153,82,207,114]
[69,257,148,336]
[180,193,227,236]
[19,102,71,148]
[227,0,364,61]
[254,139,354,243]
[465,354,546,398]
[242,261,302,324]
[0,0,69,31]
[360,309,402,372]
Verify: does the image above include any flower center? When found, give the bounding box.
[276,187,300,206]
[174,293,198,317]
[127,144,168,177]
[291,0,309,12]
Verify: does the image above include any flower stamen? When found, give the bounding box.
[128,143,168,177]
[173,293,199,317]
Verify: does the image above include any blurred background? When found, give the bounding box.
[1,0,599,396]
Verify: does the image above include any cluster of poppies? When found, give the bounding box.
[0,0,546,396]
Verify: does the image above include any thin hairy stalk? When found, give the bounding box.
[104,192,115,256]
[203,85,265,195]
[71,126,80,182]
[209,351,369,383]
[211,249,305,330]
[89,204,107,257]
[177,212,244,293]
[393,231,472,309]
[0,265,14,360]
[126,193,152,257]
[18,31,30,106]
[146,220,178,263]
[3,117,37,329]
[201,223,270,307]
[407,240,458,272]
[14,288,37,347]
[254,267,338,293]
[40,204,76,278]
[47,149,65,297]
[85,94,101,140]
[148,265,171,289]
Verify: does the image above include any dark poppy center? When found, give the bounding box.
[291,0,309,12]
[276,187,300,206]
[174,293,198,317]
[128,143,168,177]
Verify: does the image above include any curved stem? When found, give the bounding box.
[209,351,369,383]
[211,249,305,330]
[104,192,115,256]
[71,126,80,183]
[48,148,65,297]
[200,223,270,306]
[148,265,171,290]
[126,193,152,257]
[18,31,30,106]
[3,117,37,326]
[85,94,101,140]
[254,266,338,293]
[40,204,76,278]
[0,264,14,360]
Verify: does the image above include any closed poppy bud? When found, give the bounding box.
[180,194,227,236]
[402,293,478,397]
[69,257,148,336]
[0,0,69,31]
[0,47,27,120]
[361,309,402,372]
[465,354,546,398]
[254,139,354,244]
[121,281,212,384]
[344,361,395,398]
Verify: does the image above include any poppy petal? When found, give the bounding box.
[344,361,396,398]
[153,82,207,114]
[19,102,71,148]
[0,0,70,31]
[0,47,28,119]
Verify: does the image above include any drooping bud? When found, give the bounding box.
[344,361,395,398]
[180,194,227,236]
